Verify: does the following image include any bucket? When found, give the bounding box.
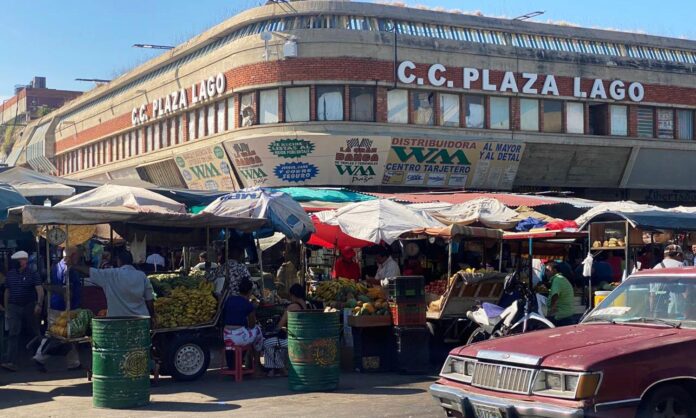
[91,316,151,409]
[594,291,612,307]
[287,310,340,392]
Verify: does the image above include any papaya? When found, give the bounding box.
[363,303,375,314]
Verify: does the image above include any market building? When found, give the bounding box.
[12,1,696,203]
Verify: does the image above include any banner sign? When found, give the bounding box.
[382,137,524,190]
[225,135,392,187]
[225,134,524,190]
[174,144,236,191]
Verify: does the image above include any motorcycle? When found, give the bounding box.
[465,272,554,345]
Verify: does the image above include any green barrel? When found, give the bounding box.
[92,316,151,409]
[287,310,341,392]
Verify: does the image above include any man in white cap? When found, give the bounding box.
[2,250,44,371]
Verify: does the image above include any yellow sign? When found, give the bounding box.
[174,145,236,191]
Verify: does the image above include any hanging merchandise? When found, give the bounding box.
[130,234,147,264]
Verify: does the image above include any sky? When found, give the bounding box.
[1,0,694,100]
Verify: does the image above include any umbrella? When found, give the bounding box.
[315,199,444,244]
[0,183,29,221]
[201,188,314,240]
[56,184,187,214]
[307,216,374,249]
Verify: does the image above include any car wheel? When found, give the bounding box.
[637,384,696,418]
[166,336,211,381]
[465,326,489,345]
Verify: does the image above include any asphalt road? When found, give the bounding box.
[0,368,443,418]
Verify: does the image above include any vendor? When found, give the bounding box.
[372,246,400,284]
[545,262,575,327]
[331,247,360,282]
[222,279,264,370]
[193,251,218,272]
[402,258,424,276]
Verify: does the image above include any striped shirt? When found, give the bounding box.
[5,267,41,305]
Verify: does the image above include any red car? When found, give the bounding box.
[430,267,696,418]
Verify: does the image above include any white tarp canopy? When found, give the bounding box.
[57,184,187,214]
[202,188,314,240]
[315,199,444,244]
[421,198,520,230]
[575,201,662,226]
[0,166,96,197]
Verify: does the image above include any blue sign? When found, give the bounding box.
[274,162,319,183]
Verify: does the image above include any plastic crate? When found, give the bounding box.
[389,301,426,326]
[393,326,431,374]
[351,326,393,372]
[387,276,425,302]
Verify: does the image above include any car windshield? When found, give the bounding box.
[583,275,696,329]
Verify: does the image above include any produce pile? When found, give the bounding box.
[314,279,389,316]
[425,279,448,295]
[49,309,93,338]
[149,272,218,329]
[149,270,206,297]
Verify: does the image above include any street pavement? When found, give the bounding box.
[0,367,443,417]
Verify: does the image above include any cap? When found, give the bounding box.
[664,244,683,254]
[11,251,29,260]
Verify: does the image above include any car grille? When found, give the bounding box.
[471,362,534,394]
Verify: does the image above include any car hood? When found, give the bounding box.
[453,324,692,370]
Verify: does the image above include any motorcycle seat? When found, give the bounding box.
[482,302,505,318]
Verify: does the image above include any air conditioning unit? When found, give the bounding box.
[283,38,298,58]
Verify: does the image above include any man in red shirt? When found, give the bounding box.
[332,248,361,282]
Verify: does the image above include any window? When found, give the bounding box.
[657,109,674,139]
[349,86,375,122]
[285,87,310,122]
[439,93,460,127]
[154,122,161,150]
[542,100,562,133]
[317,86,344,121]
[637,107,654,138]
[588,103,608,135]
[677,109,694,140]
[177,115,183,144]
[259,89,279,124]
[216,100,225,133]
[169,118,176,146]
[520,99,539,131]
[411,91,434,125]
[566,103,584,134]
[464,95,485,128]
[186,112,196,141]
[197,108,205,138]
[489,97,510,129]
[387,89,408,123]
[134,129,140,155]
[610,105,628,136]
[161,121,169,148]
[240,93,256,127]
[226,97,234,130]
[207,104,215,135]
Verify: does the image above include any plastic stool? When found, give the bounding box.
[220,341,255,382]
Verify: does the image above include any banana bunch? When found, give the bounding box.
[154,281,217,328]
[315,278,368,302]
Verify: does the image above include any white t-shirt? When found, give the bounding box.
[653,258,684,269]
[651,258,686,315]
[376,256,401,280]
[90,265,154,317]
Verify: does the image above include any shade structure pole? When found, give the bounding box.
[447,240,452,278]
[45,226,51,336]
[65,225,71,339]
[256,237,264,295]
[498,239,503,271]
[528,237,534,291]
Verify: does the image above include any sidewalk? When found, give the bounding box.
[0,367,441,417]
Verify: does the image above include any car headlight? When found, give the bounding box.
[440,356,477,383]
[532,370,601,399]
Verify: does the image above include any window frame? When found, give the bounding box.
[349,86,376,122]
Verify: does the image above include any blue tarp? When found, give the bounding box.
[274,187,375,203]
[0,183,29,221]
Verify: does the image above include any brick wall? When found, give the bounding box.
[55,57,696,154]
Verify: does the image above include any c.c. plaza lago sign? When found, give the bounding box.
[397,61,645,102]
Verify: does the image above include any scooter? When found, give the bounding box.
[465,272,554,345]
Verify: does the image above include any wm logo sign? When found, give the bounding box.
[392,146,471,165]
[335,165,376,176]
